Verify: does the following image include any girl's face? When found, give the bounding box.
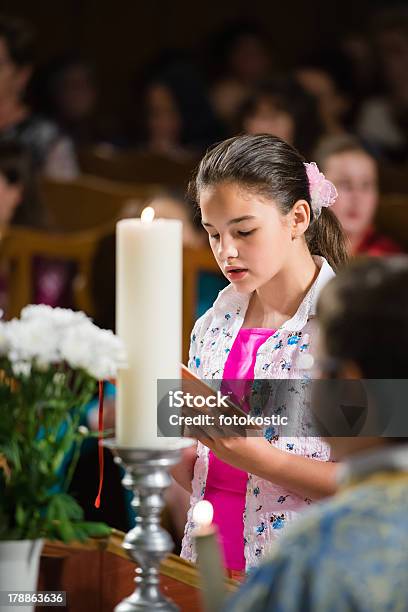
[243,97,295,144]
[200,182,293,293]
[324,151,378,239]
[0,173,22,225]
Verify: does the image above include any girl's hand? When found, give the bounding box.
[196,432,338,500]
[197,434,273,474]
[170,441,198,493]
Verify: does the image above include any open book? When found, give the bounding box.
[179,363,260,438]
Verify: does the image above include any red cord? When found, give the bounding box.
[94,380,104,509]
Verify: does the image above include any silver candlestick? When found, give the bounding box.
[103,438,194,612]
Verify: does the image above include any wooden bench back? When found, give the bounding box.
[40,176,159,232]
[379,164,408,194]
[0,230,224,366]
[376,195,408,250]
[78,148,197,188]
[0,224,113,319]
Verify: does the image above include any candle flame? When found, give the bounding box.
[192,500,214,527]
[141,206,155,223]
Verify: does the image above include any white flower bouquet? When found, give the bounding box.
[0,305,126,542]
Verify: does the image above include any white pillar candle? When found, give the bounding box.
[116,207,182,447]
[193,500,227,612]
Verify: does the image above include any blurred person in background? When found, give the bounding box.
[0,142,46,234]
[356,9,408,163]
[237,77,323,158]
[144,191,207,249]
[31,54,125,151]
[339,31,377,104]
[0,142,75,314]
[0,15,79,180]
[315,134,403,256]
[225,256,408,612]
[296,63,351,138]
[209,22,274,131]
[133,57,223,159]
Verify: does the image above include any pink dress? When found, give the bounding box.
[203,327,276,571]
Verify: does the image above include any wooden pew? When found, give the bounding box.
[0,230,225,367]
[376,194,408,250]
[38,531,238,612]
[78,147,197,189]
[40,176,159,232]
[379,164,408,194]
[0,225,113,319]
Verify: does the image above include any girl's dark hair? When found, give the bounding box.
[189,134,348,271]
[317,256,408,378]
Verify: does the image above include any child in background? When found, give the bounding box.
[316,134,403,256]
[172,134,348,575]
[225,256,408,611]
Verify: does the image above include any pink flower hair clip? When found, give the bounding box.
[304,161,338,218]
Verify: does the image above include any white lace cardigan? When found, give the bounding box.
[180,256,335,570]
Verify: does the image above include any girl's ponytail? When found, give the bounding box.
[306,208,349,271]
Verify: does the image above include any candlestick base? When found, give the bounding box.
[103,438,194,612]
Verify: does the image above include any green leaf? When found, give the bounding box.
[15,504,26,528]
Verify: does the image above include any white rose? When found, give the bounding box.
[4,318,59,365]
[12,361,32,377]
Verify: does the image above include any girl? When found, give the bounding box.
[173,133,348,575]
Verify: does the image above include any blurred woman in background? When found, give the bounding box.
[31,54,125,150]
[0,15,78,179]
